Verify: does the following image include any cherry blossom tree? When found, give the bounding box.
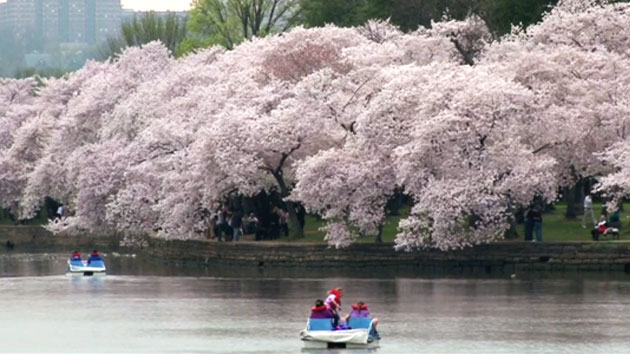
[19,43,174,235]
[596,140,630,205]
[185,26,368,239]
[173,23,475,239]
[0,78,36,153]
[483,45,630,184]
[523,0,630,56]
[0,78,37,213]
[389,65,557,250]
[425,14,493,65]
[101,48,227,239]
[294,64,557,249]
[481,0,630,216]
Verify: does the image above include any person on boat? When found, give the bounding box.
[310,299,335,319]
[71,251,81,261]
[325,288,343,326]
[346,301,370,319]
[87,250,102,265]
[344,301,379,329]
[325,288,343,310]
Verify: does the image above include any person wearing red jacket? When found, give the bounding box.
[347,301,371,318]
[71,251,81,261]
[310,299,335,319]
[343,301,380,339]
[325,288,343,310]
[87,250,102,265]
[344,301,379,329]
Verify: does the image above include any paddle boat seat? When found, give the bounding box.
[69,259,84,267]
[308,319,334,331]
[348,317,373,329]
[87,259,105,268]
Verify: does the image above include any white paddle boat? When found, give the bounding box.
[300,317,380,349]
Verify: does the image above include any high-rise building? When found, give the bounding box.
[0,0,122,45]
[0,0,38,40]
[0,3,7,30]
[41,0,61,42]
[66,0,87,42]
[94,0,121,43]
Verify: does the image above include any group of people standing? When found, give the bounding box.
[256,205,302,240]
[210,206,245,242]
[208,202,306,241]
[309,287,379,330]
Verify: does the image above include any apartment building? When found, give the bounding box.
[0,0,122,45]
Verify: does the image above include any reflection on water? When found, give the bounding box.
[2,253,630,353]
[303,350,378,354]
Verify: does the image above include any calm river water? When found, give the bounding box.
[2,253,630,353]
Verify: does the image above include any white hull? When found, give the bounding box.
[301,339,379,349]
[66,259,106,276]
[300,327,379,349]
[65,270,107,277]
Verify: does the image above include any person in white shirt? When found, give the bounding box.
[582,193,596,229]
[56,204,65,219]
[325,288,343,327]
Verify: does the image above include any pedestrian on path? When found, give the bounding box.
[524,207,534,241]
[582,193,596,229]
[532,207,543,242]
[231,209,243,242]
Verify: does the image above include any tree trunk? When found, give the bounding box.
[564,185,577,219]
[272,171,304,239]
[285,200,304,239]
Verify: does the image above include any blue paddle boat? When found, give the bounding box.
[66,253,106,276]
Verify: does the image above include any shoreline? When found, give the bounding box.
[3,225,630,272]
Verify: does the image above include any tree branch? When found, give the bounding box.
[451,37,475,66]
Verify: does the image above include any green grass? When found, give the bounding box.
[291,213,406,243]
[288,203,630,244]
